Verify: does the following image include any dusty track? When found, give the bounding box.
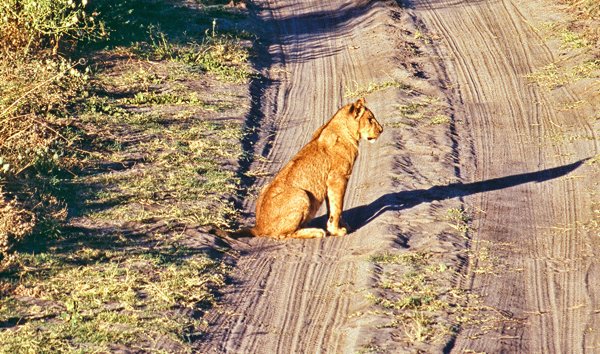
[201,0,599,352]
[413,0,599,352]
[200,1,421,352]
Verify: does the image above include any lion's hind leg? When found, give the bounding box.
[287,228,326,239]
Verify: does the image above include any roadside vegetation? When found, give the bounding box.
[1,0,253,352]
[0,0,100,268]
[526,1,599,93]
[368,250,506,351]
[368,207,515,351]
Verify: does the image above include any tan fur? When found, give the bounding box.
[246,97,383,239]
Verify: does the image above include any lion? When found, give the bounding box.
[229,97,382,239]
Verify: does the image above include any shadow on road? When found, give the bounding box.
[312,158,589,232]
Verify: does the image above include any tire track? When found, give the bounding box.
[411,0,599,352]
[200,1,418,352]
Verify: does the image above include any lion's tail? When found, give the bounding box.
[210,227,256,239]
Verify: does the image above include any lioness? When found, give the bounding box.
[236,97,382,239]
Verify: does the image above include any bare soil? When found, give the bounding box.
[412,0,599,352]
[199,0,599,353]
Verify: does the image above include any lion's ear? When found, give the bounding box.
[353,97,366,120]
[355,97,365,109]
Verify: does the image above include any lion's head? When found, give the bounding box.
[348,98,383,143]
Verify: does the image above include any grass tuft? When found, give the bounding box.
[1,0,254,351]
[387,95,449,128]
[526,60,600,90]
[344,80,412,98]
[446,207,471,238]
[369,251,456,346]
[369,249,509,348]
[0,249,228,353]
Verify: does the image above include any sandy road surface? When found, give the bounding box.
[200,0,598,352]
[200,1,417,352]
[412,0,599,352]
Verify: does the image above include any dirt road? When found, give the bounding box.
[412,0,599,352]
[200,1,430,352]
[201,0,599,352]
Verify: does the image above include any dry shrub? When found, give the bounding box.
[0,0,102,57]
[0,0,102,255]
[558,0,599,19]
[0,57,88,175]
[0,192,36,261]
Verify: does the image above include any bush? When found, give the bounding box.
[0,192,36,263]
[0,0,102,56]
[0,57,88,176]
[559,0,599,19]
[0,0,101,259]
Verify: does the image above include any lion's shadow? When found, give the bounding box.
[311,159,588,232]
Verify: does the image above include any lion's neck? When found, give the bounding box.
[317,122,359,152]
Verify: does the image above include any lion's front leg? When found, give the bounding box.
[326,177,349,237]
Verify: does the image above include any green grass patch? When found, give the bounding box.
[526,60,600,90]
[141,28,253,83]
[369,250,504,348]
[79,85,244,227]
[0,248,227,353]
[123,91,235,111]
[344,79,412,98]
[387,95,449,128]
[560,30,590,49]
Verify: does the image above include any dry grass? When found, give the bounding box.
[558,0,599,20]
[1,0,253,352]
[556,0,599,47]
[526,60,600,89]
[0,197,35,256]
[369,250,509,349]
[369,251,457,346]
[387,95,449,128]
[0,58,88,175]
[0,0,101,264]
[344,79,412,98]
[0,246,228,353]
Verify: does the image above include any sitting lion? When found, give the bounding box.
[235,97,382,239]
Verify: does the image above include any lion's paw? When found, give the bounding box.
[328,227,347,237]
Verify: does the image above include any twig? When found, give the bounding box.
[14,162,34,176]
[0,123,34,146]
[0,58,85,119]
[29,117,71,145]
[71,147,104,158]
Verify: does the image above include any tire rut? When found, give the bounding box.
[412,0,599,352]
[200,1,415,352]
